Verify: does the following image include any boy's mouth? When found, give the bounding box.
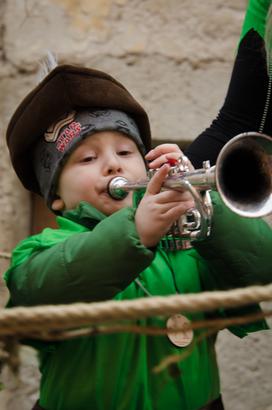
[99,185,120,199]
[101,189,128,202]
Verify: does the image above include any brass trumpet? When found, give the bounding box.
[108,132,272,250]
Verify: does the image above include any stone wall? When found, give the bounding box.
[0,1,271,409]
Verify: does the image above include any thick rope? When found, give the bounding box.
[0,283,272,337]
[0,252,11,260]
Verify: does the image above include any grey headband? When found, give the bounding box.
[33,109,145,208]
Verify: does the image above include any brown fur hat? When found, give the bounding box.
[6,65,151,196]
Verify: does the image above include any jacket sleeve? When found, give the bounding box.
[7,207,154,306]
[240,0,271,40]
[195,192,272,289]
[185,0,271,168]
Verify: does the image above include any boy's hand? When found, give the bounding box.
[145,143,194,171]
[135,164,195,248]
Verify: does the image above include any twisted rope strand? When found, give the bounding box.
[20,309,272,342]
[0,283,271,337]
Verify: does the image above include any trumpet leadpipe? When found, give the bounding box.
[108,167,216,200]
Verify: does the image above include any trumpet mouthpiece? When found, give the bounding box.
[108,176,130,200]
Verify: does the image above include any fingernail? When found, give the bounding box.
[145,150,154,158]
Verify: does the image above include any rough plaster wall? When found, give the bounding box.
[0,0,271,409]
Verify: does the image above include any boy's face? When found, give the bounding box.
[51,131,147,215]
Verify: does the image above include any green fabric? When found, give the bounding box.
[6,204,154,305]
[195,193,272,287]
[240,0,271,41]
[4,195,270,410]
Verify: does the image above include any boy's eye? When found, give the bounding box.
[118,150,131,156]
[81,156,96,163]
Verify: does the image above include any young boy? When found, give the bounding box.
[4,61,271,410]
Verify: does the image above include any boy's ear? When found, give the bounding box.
[51,197,65,211]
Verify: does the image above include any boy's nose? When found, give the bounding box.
[103,155,122,175]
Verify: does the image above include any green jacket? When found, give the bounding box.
[4,192,271,410]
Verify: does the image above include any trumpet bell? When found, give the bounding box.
[216,132,272,218]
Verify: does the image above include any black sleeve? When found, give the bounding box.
[185,30,271,168]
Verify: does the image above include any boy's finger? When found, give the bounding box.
[145,144,182,160]
[153,200,195,216]
[146,164,170,195]
[155,189,194,204]
[162,203,195,223]
[148,152,182,169]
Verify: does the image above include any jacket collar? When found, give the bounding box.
[61,201,106,230]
